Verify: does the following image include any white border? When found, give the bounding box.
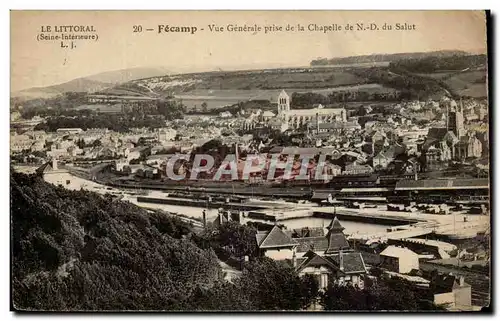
[2,1,498,320]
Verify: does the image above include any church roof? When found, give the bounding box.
[285,108,345,117]
[256,226,298,249]
[423,127,457,150]
[262,111,276,117]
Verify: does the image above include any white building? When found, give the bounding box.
[244,90,347,132]
[56,128,83,135]
[156,128,177,142]
[380,246,419,274]
[10,134,33,153]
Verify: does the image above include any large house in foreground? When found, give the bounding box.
[256,217,368,289]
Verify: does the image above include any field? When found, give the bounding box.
[100,61,487,112]
[75,104,123,113]
[414,69,487,98]
[130,68,369,95]
[175,84,397,110]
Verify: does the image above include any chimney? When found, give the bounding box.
[202,210,207,229]
[459,276,465,286]
[52,158,58,170]
[316,112,320,134]
[339,251,344,271]
[292,250,297,268]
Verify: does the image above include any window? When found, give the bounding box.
[320,274,328,289]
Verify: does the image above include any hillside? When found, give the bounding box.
[120,67,370,96]
[13,78,113,99]
[84,66,173,84]
[10,171,322,311]
[310,50,470,66]
[12,67,172,99]
[11,171,221,311]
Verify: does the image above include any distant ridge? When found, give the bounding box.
[12,66,172,99]
[310,50,471,66]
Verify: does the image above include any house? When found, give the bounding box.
[145,154,173,166]
[114,158,129,172]
[456,134,482,159]
[56,128,83,135]
[30,140,46,152]
[10,134,33,153]
[428,272,472,309]
[126,146,149,162]
[343,163,373,175]
[380,245,419,274]
[123,164,159,178]
[289,217,368,289]
[255,225,298,260]
[156,128,177,142]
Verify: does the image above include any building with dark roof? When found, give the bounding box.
[285,216,368,289]
[255,225,298,260]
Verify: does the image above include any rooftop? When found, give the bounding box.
[380,245,418,258]
[256,225,298,249]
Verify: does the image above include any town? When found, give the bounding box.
[11,79,490,311]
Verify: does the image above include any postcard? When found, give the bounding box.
[10,10,490,312]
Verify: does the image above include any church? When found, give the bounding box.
[244,90,348,132]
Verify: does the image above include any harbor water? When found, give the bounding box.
[28,168,390,232]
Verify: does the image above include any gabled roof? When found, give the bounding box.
[295,251,338,272]
[325,233,351,254]
[325,217,351,254]
[380,245,418,258]
[295,236,329,253]
[327,216,344,232]
[262,111,276,117]
[35,162,53,175]
[326,252,368,274]
[295,251,367,275]
[256,226,298,249]
[423,127,455,150]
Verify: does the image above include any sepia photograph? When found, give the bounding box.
[9,10,491,312]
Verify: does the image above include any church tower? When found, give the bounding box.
[277,90,290,115]
[447,99,465,138]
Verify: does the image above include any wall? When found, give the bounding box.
[299,266,332,289]
[399,255,419,274]
[380,256,399,273]
[264,248,294,260]
[434,292,455,306]
[454,286,472,308]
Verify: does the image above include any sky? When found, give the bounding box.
[10,10,488,92]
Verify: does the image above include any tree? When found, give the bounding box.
[11,171,220,311]
[211,221,258,258]
[236,257,319,310]
[201,102,208,113]
[320,277,445,311]
[92,139,102,147]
